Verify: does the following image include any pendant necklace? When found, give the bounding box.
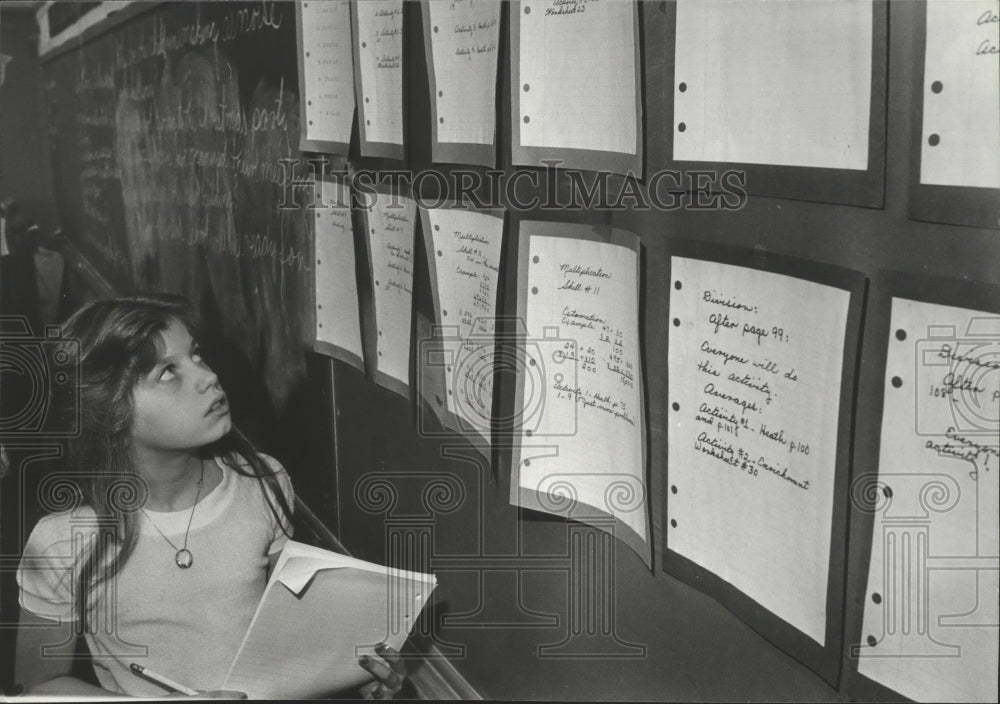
[142,459,205,569]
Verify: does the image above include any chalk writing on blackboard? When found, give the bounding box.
[45,1,309,409]
[112,2,284,70]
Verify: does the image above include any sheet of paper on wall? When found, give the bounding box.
[667,258,851,644]
[513,0,641,175]
[424,0,501,166]
[354,1,404,158]
[298,0,355,152]
[418,205,504,454]
[313,179,363,371]
[365,190,416,397]
[223,541,437,699]
[510,221,649,567]
[920,0,1000,189]
[857,299,999,703]
[673,0,872,170]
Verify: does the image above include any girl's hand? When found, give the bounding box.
[358,643,407,699]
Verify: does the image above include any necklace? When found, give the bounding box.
[141,459,205,569]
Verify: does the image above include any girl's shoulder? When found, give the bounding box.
[30,505,98,535]
[22,506,99,560]
[19,506,115,619]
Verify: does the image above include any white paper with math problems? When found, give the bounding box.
[510,222,649,567]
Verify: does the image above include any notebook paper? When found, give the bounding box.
[224,541,437,699]
[673,0,873,170]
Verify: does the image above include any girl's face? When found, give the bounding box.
[131,318,231,456]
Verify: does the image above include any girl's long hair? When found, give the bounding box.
[53,294,293,631]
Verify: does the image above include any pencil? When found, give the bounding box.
[129,663,199,696]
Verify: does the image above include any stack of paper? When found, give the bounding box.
[223,541,437,699]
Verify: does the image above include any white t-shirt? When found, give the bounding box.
[17,453,294,696]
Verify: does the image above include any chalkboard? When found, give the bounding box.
[41,1,312,413]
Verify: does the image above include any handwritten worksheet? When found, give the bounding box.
[419,205,504,452]
[354,1,404,158]
[920,0,1000,189]
[858,298,999,702]
[297,0,355,152]
[673,0,873,170]
[313,179,363,371]
[423,0,501,166]
[667,258,851,644]
[512,0,641,175]
[511,221,649,567]
[364,189,416,396]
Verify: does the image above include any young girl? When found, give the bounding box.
[15,295,405,699]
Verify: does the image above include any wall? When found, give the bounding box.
[330,1,998,701]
